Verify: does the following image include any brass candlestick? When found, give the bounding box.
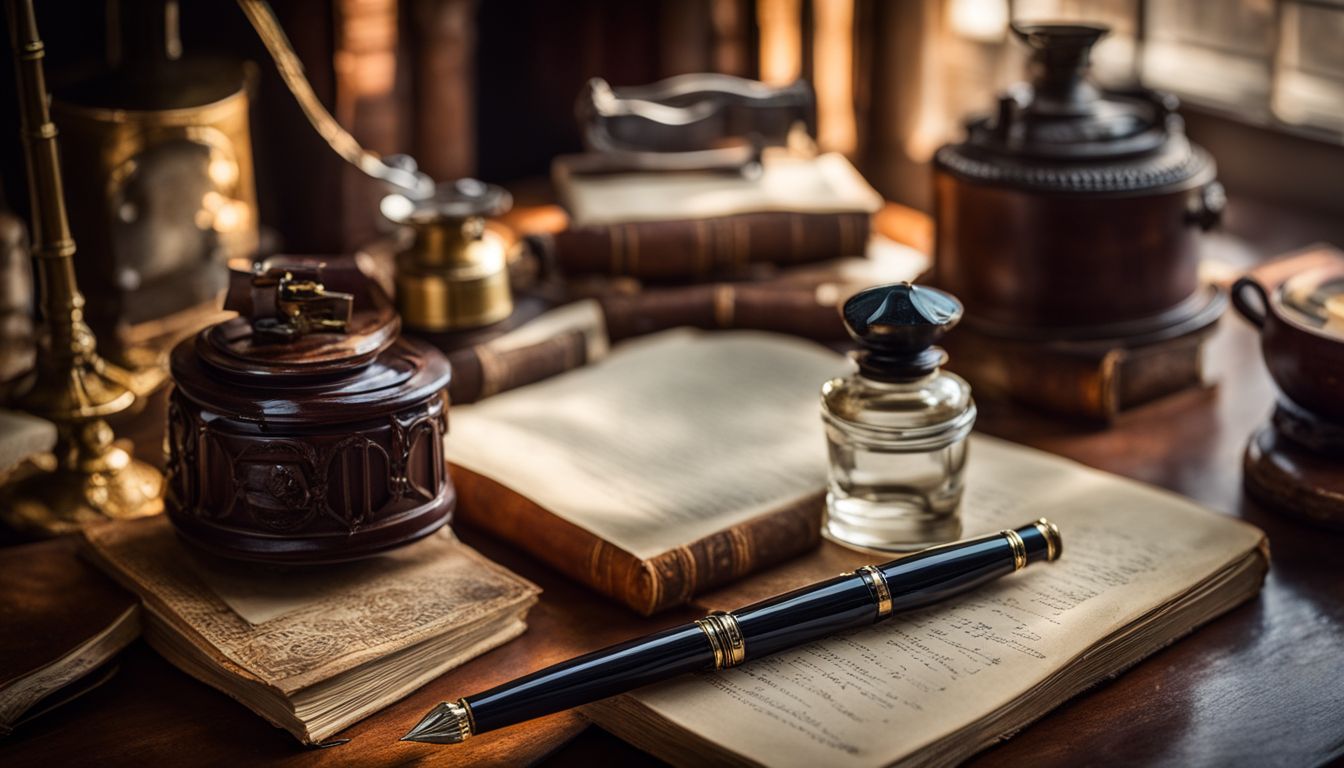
[1,0,163,536]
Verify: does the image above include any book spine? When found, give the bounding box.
[408,0,477,180]
[636,492,824,613]
[1114,337,1205,410]
[944,332,1117,420]
[943,329,1212,421]
[334,0,406,251]
[447,329,590,404]
[599,283,847,342]
[450,466,823,615]
[547,211,870,281]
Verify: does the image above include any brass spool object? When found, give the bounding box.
[1,0,164,536]
[382,180,515,332]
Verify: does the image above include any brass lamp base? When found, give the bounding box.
[0,421,164,537]
[2,0,164,539]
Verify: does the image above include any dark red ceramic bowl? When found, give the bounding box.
[1233,262,1344,423]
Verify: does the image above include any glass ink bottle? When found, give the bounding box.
[821,283,975,551]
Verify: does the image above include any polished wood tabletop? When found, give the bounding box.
[3,200,1343,767]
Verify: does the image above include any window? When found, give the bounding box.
[1009,0,1344,140]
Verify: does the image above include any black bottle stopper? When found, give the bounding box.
[842,282,963,381]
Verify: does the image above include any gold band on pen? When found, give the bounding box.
[856,564,893,619]
[1001,529,1028,571]
[1033,518,1062,561]
[695,616,723,669]
[443,699,474,742]
[696,611,746,670]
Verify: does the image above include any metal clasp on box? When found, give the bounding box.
[230,262,354,343]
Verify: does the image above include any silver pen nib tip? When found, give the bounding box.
[401,700,473,744]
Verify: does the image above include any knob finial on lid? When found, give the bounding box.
[841,283,963,380]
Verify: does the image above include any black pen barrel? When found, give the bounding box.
[465,623,711,734]
[882,521,1054,614]
[734,521,1056,658]
[417,520,1061,743]
[733,572,878,658]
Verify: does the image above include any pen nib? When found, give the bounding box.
[401,700,473,744]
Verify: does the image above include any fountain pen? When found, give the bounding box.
[403,518,1062,744]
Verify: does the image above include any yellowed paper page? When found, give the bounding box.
[84,519,539,693]
[184,529,507,626]
[618,436,1263,768]
[561,152,883,227]
[443,331,852,560]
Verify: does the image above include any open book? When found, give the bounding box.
[82,518,539,744]
[444,330,851,615]
[586,435,1268,767]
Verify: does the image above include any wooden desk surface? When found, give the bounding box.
[3,203,1344,767]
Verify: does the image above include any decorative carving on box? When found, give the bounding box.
[166,392,446,535]
[165,257,454,563]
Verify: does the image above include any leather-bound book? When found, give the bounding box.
[541,211,873,280]
[544,152,882,281]
[0,538,139,736]
[446,330,851,615]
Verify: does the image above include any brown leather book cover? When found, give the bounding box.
[443,331,850,616]
[597,282,848,342]
[0,538,139,734]
[454,466,823,616]
[544,211,871,281]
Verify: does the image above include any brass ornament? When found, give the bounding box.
[0,0,163,536]
[382,180,516,332]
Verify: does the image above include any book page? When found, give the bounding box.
[83,519,539,694]
[613,436,1265,768]
[443,331,852,560]
[183,530,506,626]
[560,152,883,226]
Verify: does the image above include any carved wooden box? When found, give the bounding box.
[165,258,454,563]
